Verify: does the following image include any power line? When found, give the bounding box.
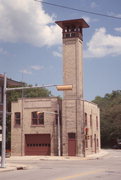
[34,0,121,20]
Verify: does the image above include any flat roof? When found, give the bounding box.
[55,18,89,29]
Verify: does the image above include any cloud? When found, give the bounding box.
[31,65,44,70]
[20,64,44,74]
[52,46,62,58]
[0,47,15,56]
[108,12,121,18]
[20,69,32,74]
[0,48,8,55]
[82,16,98,24]
[84,27,121,58]
[82,16,91,23]
[115,27,121,33]
[90,2,97,8]
[53,51,62,58]
[0,0,61,47]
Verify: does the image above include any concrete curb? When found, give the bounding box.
[0,150,108,172]
[86,150,109,160]
[0,164,28,172]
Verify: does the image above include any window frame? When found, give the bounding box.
[84,113,87,126]
[90,114,92,128]
[14,112,21,127]
[96,116,98,130]
[31,111,44,126]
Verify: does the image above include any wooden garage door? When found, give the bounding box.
[25,134,50,155]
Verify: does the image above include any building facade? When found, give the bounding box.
[11,18,101,156]
[11,97,60,156]
[11,97,100,156]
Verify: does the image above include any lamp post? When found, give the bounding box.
[1,73,72,167]
[57,103,61,156]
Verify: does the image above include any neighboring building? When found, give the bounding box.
[0,74,23,112]
[0,125,2,155]
[11,18,101,156]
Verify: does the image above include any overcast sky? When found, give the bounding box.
[0,0,121,100]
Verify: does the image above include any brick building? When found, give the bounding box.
[11,97,60,156]
[11,18,101,156]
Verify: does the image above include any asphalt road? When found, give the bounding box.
[0,149,121,180]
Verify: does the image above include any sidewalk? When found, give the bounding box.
[0,149,108,172]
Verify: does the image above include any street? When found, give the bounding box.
[0,149,121,180]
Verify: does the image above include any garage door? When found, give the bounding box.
[25,134,50,155]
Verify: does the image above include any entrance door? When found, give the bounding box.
[25,134,50,155]
[68,133,76,156]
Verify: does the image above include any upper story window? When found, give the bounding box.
[31,111,44,125]
[15,112,21,126]
[84,113,87,126]
[96,116,98,129]
[90,114,92,128]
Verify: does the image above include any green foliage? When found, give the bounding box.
[92,90,121,147]
[7,86,52,102]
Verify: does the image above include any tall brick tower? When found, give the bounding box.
[56,19,89,156]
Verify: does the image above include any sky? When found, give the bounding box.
[0,0,121,101]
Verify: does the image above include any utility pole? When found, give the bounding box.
[57,103,61,156]
[1,74,7,168]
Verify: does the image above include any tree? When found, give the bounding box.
[92,90,121,148]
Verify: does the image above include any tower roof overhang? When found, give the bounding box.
[55,18,89,29]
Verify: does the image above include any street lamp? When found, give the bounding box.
[1,73,72,167]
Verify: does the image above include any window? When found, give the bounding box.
[15,112,21,126]
[32,111,44,125]
[85,139,88,148]
[96,116,98,129]
[55,110,58,124]
[97,138,99,147]
[84,113,87,126]
[90,135,93,148]
[68,133,76,139]
[90,114,92,128]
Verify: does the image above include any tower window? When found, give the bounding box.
[84,113,87,126]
